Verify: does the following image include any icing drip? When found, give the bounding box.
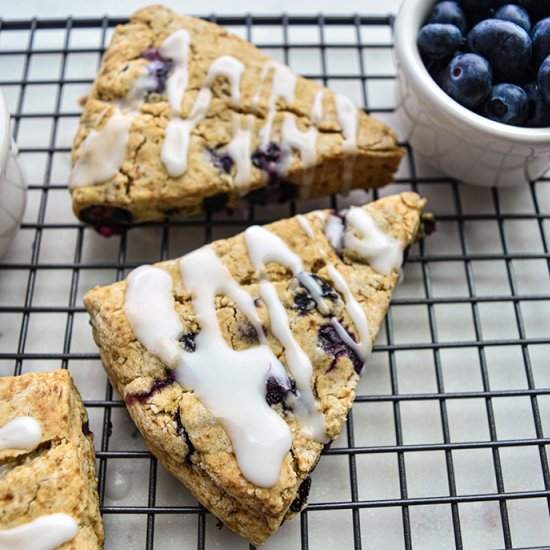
[296,215,314,238]
[324,212,346,254]
[205,55,245,106]
[244,225,328,439]
[226,114,253,193]
[344,207,403,275]
[0,416,42,452]
[326,264,371,362]
[125,249,292,488]
[68,111,132,190]
[334,94,359,194]
[280,114,317,196]
[125,265,184,368]
[253,61,297,144]
[160,29,191,114]
[177,247,292,487]
[0,514,78,550]
[260,282,327,441]
[161,88,213,177]
[311,91,325,124]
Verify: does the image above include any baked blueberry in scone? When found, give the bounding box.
[83,192,429,546]
[0,369,104,549]
[69,4,404,232]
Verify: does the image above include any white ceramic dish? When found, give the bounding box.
[0,90,26,258]
[394,0,550,187]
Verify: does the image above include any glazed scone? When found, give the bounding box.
[84,192,428,546]
[69,4,404,232]
[0,370,104,549]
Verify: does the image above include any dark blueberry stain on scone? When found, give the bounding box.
[179,332,197,352]
[174,408,195,464]
[125,370,176,405]
[206,148,234,174]
[318,323,363,374]
[251,142,284,176]
[291,273,341,316]
[246,178,298,205]
[289,476,312,513]
[142,47,174,94]
[238,321,259,343]
[79,205,133,236]
[82,420,92,437]
[265,376,297,407]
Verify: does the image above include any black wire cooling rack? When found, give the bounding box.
[1,12,550,550]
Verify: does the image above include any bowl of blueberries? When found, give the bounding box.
[394,0,550,186]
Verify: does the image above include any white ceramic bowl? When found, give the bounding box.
[394,0,550,187]
[0,90,26,258]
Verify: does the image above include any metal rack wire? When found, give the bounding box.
[0,12,549,550]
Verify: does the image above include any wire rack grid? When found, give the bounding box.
[0,11,549,550]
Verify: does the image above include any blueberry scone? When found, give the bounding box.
[84,192,428,545]
[69,4,404,233]
[0,369,104,549]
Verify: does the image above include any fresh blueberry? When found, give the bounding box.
[289,477,312,513]
[468,19,532,83]
[206,148,234,173]
[179,332,197,352]
[495,4,532,32]
[142,47,165,62]
[79,205,133,235]
[147,59,174,94]
[524,81,550,126]
[238,322,259,343]
[251,142,284,176]
[537,55,550,104]
[483,83,529,124]
[318,323,363,374]
[442,53,493,108]
[428,2,468,35]
[125,371,176,405]
[417,23,464,61]
[532,17,550,66]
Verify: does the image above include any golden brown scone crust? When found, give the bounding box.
[83,192,426,546]
[0,370,104,549]
[70,4,404,226]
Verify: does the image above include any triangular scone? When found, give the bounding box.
[84,192,428,546]
[70,4,404,231]
[0,370,104,548]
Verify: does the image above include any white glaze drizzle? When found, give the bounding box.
[161,87,213,177]
[125,250,292,488]
[205,55,245,106]
[296,214,314,238]
[259,282,327,441]
[310,90,325,124]
[178,247,292,487]
[244,225,329,438]
[344,207,403,275]
[253,61,297,144]
[125,265,184,368]
[160,29,191,114]
[0,416,42,452]
[0,514,78,550]
[326,263,371,362]
[334,94,359,194]
[324,212,346,254]
[226,114,254,193]
[68,111,132,190]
